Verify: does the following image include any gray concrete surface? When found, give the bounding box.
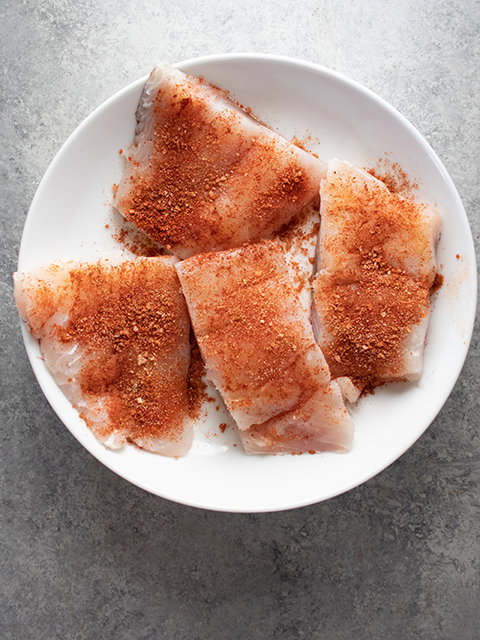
[1,1,479,638]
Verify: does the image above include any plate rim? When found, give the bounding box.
[17,53,478,512]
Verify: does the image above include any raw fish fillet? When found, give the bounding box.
[312,160,440,391]
[14,257,192,456]
[177,241,353,454]
[114,63,325,258]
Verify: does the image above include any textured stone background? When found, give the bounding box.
[1,1,479,638]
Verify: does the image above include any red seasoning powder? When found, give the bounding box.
[430,272,444,293]
[112,225,166,257]
[367,157,418,197]
[315,270,430,390]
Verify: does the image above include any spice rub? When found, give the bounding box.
[177,241,353,454]
[114,64,325,258]
[313,160,440,392]
[14,257,192,456]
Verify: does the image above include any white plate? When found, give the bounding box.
[18,54,476,512]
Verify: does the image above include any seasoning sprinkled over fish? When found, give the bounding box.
[14,257,192,456]
[177,241,353,454]
[312,160,440,394]
[114,63,325,258]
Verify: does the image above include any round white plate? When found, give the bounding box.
[18,54,476,512]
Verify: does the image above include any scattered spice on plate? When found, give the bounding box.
[112,224,166,257]
[367,157,418,196]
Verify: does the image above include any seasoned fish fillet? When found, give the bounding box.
[177,241,353,454]
[313,160,440,391]
[14,257,192,456]
[114,63,325,258]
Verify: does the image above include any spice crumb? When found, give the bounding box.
[111,224,166,257]
[431,272,444,293]
[367,159,418,196]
